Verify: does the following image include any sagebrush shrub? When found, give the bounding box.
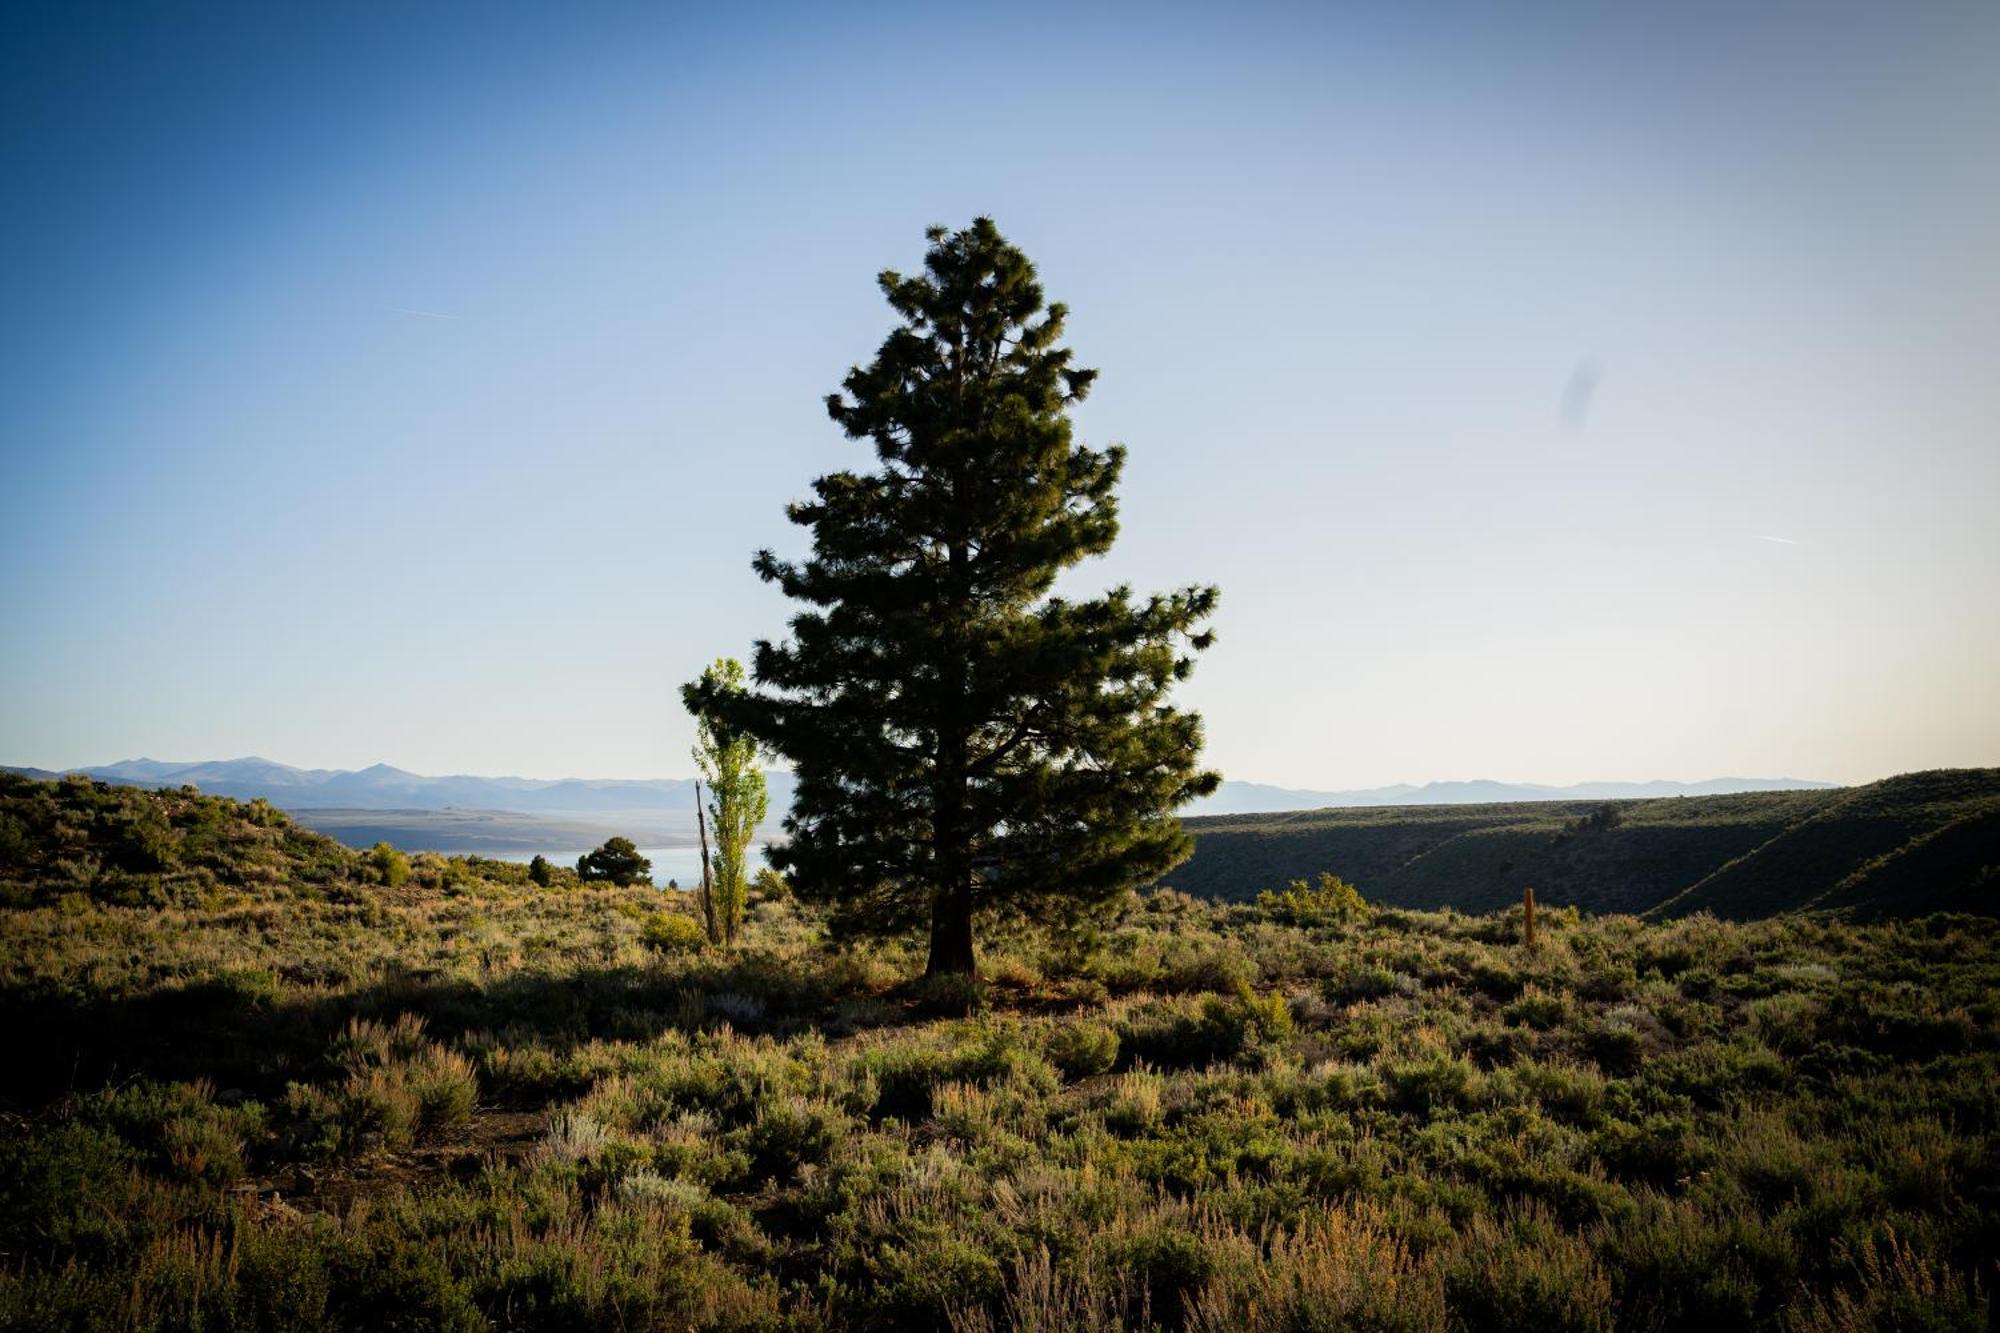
[1046,1020,1120,1080]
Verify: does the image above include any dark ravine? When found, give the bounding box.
[1170,768,1999,919]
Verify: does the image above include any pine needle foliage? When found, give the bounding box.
[701,217,1219,976]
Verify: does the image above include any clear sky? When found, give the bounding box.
[3,0,1996,789]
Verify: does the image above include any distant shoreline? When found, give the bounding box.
[282,807,700,855]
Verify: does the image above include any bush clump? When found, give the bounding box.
[1257,871,1370,925]
[1046,1020,1121,1080]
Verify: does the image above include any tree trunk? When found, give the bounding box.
[924,883,977,978]
[695,780,717,945]
[927,687,977,978]
[924,524,979,981]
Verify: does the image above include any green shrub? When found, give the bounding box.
[0,1121,136,1257]
[1110,1221,1218,1329]
[1046,1020,1121,1080]
[641,910,705,954]
[1121,987,1294,1068]
[1505,986,1569,1030]
[92,1080,261,1187]
[1258,871,1370,926]
[1782,1231,1990,1333]
[370,841,411,887]
[1384,1052,1479,1117]
[1585,1021,1646,1074]
[737,1096,842,1183]
[1328,963,1407,1003]
[1443,1207,1615,1333]
[284,1016,477,1158]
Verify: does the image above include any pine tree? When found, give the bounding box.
[577,837,651,887]
[694,217,1219,977]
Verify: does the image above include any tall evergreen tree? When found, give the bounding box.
[693,217,1218,977]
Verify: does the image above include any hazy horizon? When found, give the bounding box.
[4,751,1842,795]
[4,1,1996,789]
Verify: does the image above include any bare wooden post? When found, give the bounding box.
[1523,886,1537,949]
[695,780,717,944]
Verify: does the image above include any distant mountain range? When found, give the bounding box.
[2,757,796,823]
[1191,775,1836,814]
[6,756,1831,823]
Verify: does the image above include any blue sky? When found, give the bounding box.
[3,0,1996,788]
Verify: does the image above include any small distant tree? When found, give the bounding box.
[370,841,411,888]
[751,866,790,902]
[527,854,553,887]
[681,658,768,946]
[577,837,651,887]
[1558,802,1626,839]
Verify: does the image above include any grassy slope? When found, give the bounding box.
[0,776,1996,1330]
[1174,771,2000,918]
[1815,804,2000,917]
[0,770,360,907]
[1646,769,2000,919]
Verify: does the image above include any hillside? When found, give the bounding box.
[0,774,1993,1330]
[0,770,359,908]
[1644,769,2000,919]
[0,773,591,909]
[1172,769,2000,919]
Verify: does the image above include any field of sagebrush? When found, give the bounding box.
[0,776,1996,1331]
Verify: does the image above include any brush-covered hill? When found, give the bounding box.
[0,772,574,909]
[1,778,1996,1329]
[1172,769,2000,919]
[0,771,361,908]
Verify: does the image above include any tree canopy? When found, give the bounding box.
[695,217,1218,976]
[683,657,767,945]
[576,837,651,888]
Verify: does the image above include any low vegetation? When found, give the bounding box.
[1178,768,2000,918]
[1,774,1994,1329]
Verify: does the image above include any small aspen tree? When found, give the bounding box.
[684,658,767,946]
